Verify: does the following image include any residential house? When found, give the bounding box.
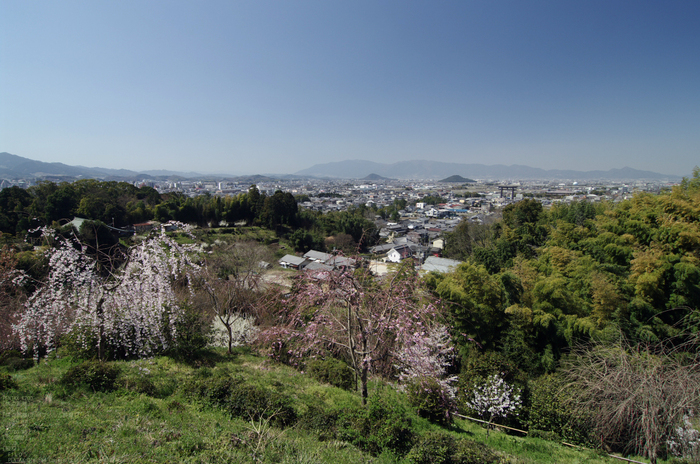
[279,255,310,270]
[303,250,332,263]
[421,256,461,274]
[386,244,413,263]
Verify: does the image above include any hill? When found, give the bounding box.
[0,351,627,464]
[440,175,476,183]
[0,152,279,182]
[363,172,392,181]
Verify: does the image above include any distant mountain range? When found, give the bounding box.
[0,152,229,181]
[295,159,683,181]
[0,152,684,183]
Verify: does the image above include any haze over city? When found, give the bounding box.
[2,1,699,177]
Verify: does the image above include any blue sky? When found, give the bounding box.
[2,0,699,176]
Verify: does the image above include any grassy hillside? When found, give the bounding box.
[1,349,651,464]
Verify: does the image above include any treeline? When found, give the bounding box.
[421,172,700,462]
[0,180,378,252]
[437,172,700,374]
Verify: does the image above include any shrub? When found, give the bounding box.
[406,376,455,425]
[458,349,524,396]
[168,301,212,360]
[464,374,522,434]
[298,404,339,440]
[227,383,297,427]
[453,438,501,464]
[337,390,414,456]
[0,372,17,391]
[0,350,33,371]
[406,431,455,464]
[58,329,101,360]
[527,373,592,445]
[306,357,354,390]
[182,371,242,408]
[182,371,297,427]
[59,360,121,392]
[406,431,501,464]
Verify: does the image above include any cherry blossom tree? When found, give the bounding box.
[0,245,26,351]
[466,373,522,435]
[14,223,201,359]
[259,260,439,404]
[394,322,457,389]
[394,323,458,423]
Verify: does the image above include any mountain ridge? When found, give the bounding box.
[295,159,682,181]
[0,152,684,182]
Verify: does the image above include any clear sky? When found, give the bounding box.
[1,0,699,176]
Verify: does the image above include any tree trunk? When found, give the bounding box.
[97,297,105,360]
[361,361,368,405]
[226,323,233,354]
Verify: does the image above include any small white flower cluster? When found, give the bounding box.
[466,373,521,424]
[667,413,700,461]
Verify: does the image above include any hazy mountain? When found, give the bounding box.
[440,175,476,183]
[0,152,684,183]
[363,173,392,181]
[0,153,222,180]
[296,159,682,181]
[135,169,205,178]
[0,152,99,178]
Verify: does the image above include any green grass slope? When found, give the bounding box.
[1,350,652,464]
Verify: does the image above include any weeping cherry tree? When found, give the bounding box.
[14,223,201,359]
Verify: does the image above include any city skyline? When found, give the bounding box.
[2,1,699,177]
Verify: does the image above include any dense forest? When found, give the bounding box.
[0,179,378,252]
[2,171,700,463]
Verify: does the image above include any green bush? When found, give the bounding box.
[119,376,157,396]
[58,329,101,360]
[0,350,33,371]
[298,404,339,440]
[59,360,121,392]
[406,431,455,464]
[406,431,501,464]
[183,371,297,427]
[336,390,414,456]
[0,349,21,362]
[306,357,354,390]
[167,302,212,360]
[458,349,524,395]
[0,372,17,391]
[227,383,297,427]
[453,438,501,464]
[406,377,455,425]
[182,370,242,408]
[527,373,592,445]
